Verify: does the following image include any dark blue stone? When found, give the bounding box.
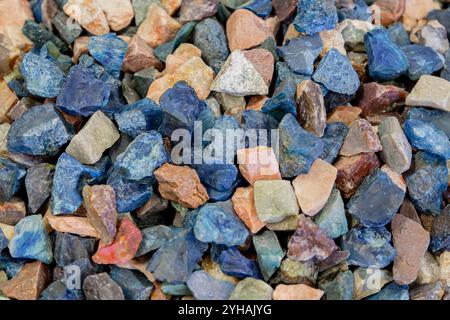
[388,23,411,47]
[115,98,163,138]
[135,225,178,256]
[109,266,153,300]
[430,205,450,252]
[8,215,53,264]
[405,151,448,215]
[39,281,84,300]
[262,78,297,121]
[404,119,450,160]
[25,163,54,214]
[275,61,311,88]
[62,257,97,283]
[193,201,249,246]
[147,229,208,283]
[51,153,107,215]
[242,109,279,147]
[0,228,8,251]
[241,0,272,18]
[337,0,371,21]
[367,282,409,300]
[402,45,444,80]
[0,157,26,202]
[7,104,74,156]
[217,247,262,279]
[365,27,409,81]
[187,270,235,300]
[102,82,127,117]
[20,51,66,98]
[294,0,338,35]
[88,33,128,79]
[320,122,349,163]
[442,51,450,81]
[347,169,405,227]
[313,48,360,95]
[22,19,69,54]
[279,35,323,75]
[193,18,229,66]
[325,91,355,111]
[56,64,111,117]
[204,175,241,201]
[0,251,27,279]
[278,114,325,177]
[342,226,396,268]
[406,107,450,139]
[54,232,96,267]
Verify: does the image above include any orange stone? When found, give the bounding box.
[0,261,51,300]
[231,187,266,234]
[247,96,269,111]
[154,163,209,209]
[63,0,110,35]
[0,80,18,124]
[163,43,202,75]
[273,284,324,300]
[98,0,134,31]
[136,3,181,48]
[226,9,271,52]
[374,0,405,26]
[242,49,275,87]
[45,211,100,238]
[151,281,171,300]
[402,0,439,31]
[161,0,182,15]
[123,35,163,73]
[327,106,362,127]
[0,0,34,51]
[237,146,281,185]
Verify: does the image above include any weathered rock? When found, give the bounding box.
[353,267,392,300]
[374,0,405,26]
[319,270,353,300]
[358,82,408,116]
[293,0,337,36]
[313,188,348,239]
[98,0,134,31]
[231,187,265,234]
[0,81,18,123]
[229,278,273,300]
[25,164,54,213]
[187,270,235,300]
[236,146,281,185]
[193,18,229,66]
[123,36,162,73]
[45,212,99,238]
[279,35,323,76]
[417,251,440,284]
[402,44,444,81]
[405,75,450,112]
[217,247,261,279]
[83,273,125,300]
[63,0,110,35]
[0,0,33,52]
[273,284,324,300]
[410,281,445,300]
[327,106,361,126]
[320,29,346,56]
[253,230,284,281]
[340,119,382,156]
[295,80,326,137]
[0,198,27,226]
[430,205,450,252]
[415,20,449,56]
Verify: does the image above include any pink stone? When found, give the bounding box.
[339,119,382,156]
[231,187,266,234]
[373,0,405,26]
[273,284,324,300]
[72,36,90,63]
[98,0,134,31]
[122,36,163,73]
[237,146,281,185]
[63,0,110,35]
[179,0,218,23]
[358,82,408,116]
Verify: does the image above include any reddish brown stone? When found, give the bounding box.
[327,106,362,126]
[335,153,380,198]
[237,146,281,186]
[226,9,271,52]
[273,0,297,21]
[0,198,26,226]
[57,109,84,132]
[154,163,209,209]
[246,96,268,111]
[92,218,142,265]
[296,80,327,137]
[123,36,163,73]
[231,187,266,234]
[82,185,118,245]
[358,82,408,116]
[242,49,275,87]
[392,214,430,285]
[136,193,169,217]
[0,261,51,300]
[374,0,405,26]
[287,215,338,262]
[399,198,421,225]
[273,284,324,300]
[339,119,382,156]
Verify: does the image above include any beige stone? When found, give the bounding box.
[406,75,450,112]
[98,0,134,31]
[273,284,324,300]
[417,251,440,284]
[439,251,450,287]
[0,80,18,124]
[327,106,362,126]
[0,0,33,51]
[63,0,110,35]
[163,43,202,75]
[45,211,100,238]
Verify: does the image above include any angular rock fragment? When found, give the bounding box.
[179,0,218,23]
[295,80,326,137]
[402,44,444,81]
[409,281,445,300]
[123,36,162,73]
[340,119,382,156]
[109,266,153,300]
[98,0,134,31]
[0,198,27,226]
[417,251,440,285]
[229,278,273,300]
[187,270,235,300]
[236,146,281,185]
[25,164,54,213]
[405,75,450,112]
[279,35,323,76]
[293,0,337,35]
[319,122,349,163]
[430,205,450,252]
[231,187,265,234]
[45,213,100,238]
[353,267,392,300]
[217,247,261,279]
[358,82,408,116]
[319,270,353,300]
[367,282,409,300]
[253,230,284,281]
[273,284,324,300]
[63,0,110,35]
[83,273,125,300]
[313,188,348,239]
[88,33,128,79]
[53,232,96,266]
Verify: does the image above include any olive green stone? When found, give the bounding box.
[229,278,273,300]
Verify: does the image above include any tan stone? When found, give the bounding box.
[273,284,324,300]
[266,215,299,231]
[45,211,100,238]
[0,123,10,157]
[0,223,14,240]
[327,106,362,126]
[439,251,450,287]
[417,251,440,284]
[226,9,271,52]
[246,96,268,111]
[0,80,18,124]
[406,75,450,112]
[353,267,392,300]
[0,198,26,226]
[123,35,163,73]
[154,163,209,209]
[136,3,181,48]
[201,256,239,285]
[237,146,281,185]
[63,0,110,35]
[242,49,275,87]
[231,187,266,234]
[403,0,438,21]
[319,29,346,56]
[340,119,382,156]
[0,0,34,51]
[283,24,300,45]
[98,0,134,31]
[160,0,182,15]
[293,159,337,217]
[163,43,202,75]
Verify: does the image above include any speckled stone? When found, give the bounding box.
[405,75,450,112]
[123,35,163,73]
[229,278,273,300]
[340,119,382,156]
[353,267,392,300]
[217,247,261,279]
[293,0,338,36]
[179,0,218,23]
[358,82,408,116]
[402,44,444,81]
[279,35,323,76]
[53,232,96,266]
[319,270,353,300]
[409,281,445,300]
[295,80,326,137]
[430,205,450,252]
[83,273,125,300]
[109,266,153,300]
[25,163,54,213]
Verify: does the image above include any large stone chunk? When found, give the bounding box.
[340,119,382,156]
[353,267,392,300]
[154,163,209,209]
[83,273,124,300]
[88,33,128,79]
[296,80,326,137]
[193,18,229,66]
[293,0,337,35]
[217,247,261,279]
[123,36,162,73]
[430,205,450,252]
[187,270,235,300]
[273,283,324,300]
[179,0,218,23]
[319,122,349,164]
[0,0,33,52]
[231,187,265,234]
[392,214,430,285]
[236,146,281,185]
[25,164,54,213]
[279,35,323,76]
[402,44,444,81]
[253,230,285,281]
[98,0,134,31]
[63,0,110,35]
[358,82,408,116]
[45,213,100,238]
[405,75,450,112]
[319,270,353,300]
[313,188,348,239]
[229,278,273,300]
[0,198,26,226]
[53,232,96,266]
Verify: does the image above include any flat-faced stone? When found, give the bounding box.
[163,43,201,75]
[327,106,361,126]
[293,0,337,36]
[367,281,409,300]
[63,0,110,35]
[154,163,209,209]
[402,44,444,81]
[320,122,350,164]
[0,81,18,123]
[72,36,90,63]
[83,273,125,300]
[415,20,449,55]
[279,35,323,76]
[0,261,50,300]
[236,146,281,185]
[293,159,337,217]
[295,80,326,137]
[319,29,346,56]
[319,270,353,300]
[0,198,26,226]
[430,205,450,252]
[98,0,134,31]
[340,119,382,156]
[353,267,392,300]
[216,247,261,279]
[231,187,265,234]
[187,270,235,300]
[0,158,26,203]
[0,0,33,51]
[273,284,324,300]
[253,230,285,281]
[179,0,218,23]
[25,164,54,213]
[45,212,99,238]
[123,36,163,73]
[229,278,273,300]
[358,82,408,116]
[406,75,450,112]
[399,198,421,225]
[313,188,348,239]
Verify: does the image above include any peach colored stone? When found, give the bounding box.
[231,187,266,234]
[154,163,209,209]
[0,0,34,51]
[123,35,163,73]
[292,159,337,217]
[373,0,405,26]
[45,208,100,238]
[327,106,362,126]
[72,36,90,63]
[273,284,324,300]
[0,80,18,124]
[340,119,382,156]
[63,0,110,35]
[161,0,182,15]
[98,0,134,31]
[402,0,439,31]
[147,56,214,102]
[163,43,202,75]
[136,3,181,48]
[266,17,280,36]
[237,146,281,185]
[226,9,271,52]
[0,261,51,300]
[0,223,14,240]
[0,198,26,226]
[247,96,269,111]
[242,49,275,87]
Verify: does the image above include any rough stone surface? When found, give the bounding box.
[83,273,125,300]
[0,198,26,226]
[273,284,324,300]
[313,188,348,239]
[353,267,392,300]
[123,35,163,73]
[296,80,326,137]
[98,0,134,31]
[340,119,382,156]
[405,75,450,112]
[63,0,110,35]
[293,0,337,36]
[229,278,273,300]
[231,187,265,234]
[253,230,284,281]
[358,82,408,116]
[187,270,235,300]
[236,146,281,185]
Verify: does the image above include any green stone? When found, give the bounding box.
[313,188,348,239]
[253,230,285,281]
[319,270,354,300]
[273,258,318,286]
[229,278,273,300]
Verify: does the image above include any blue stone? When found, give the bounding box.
[365,27,409,81]
[347,169,406,227]
[367,282,409,300]
[0,228,8,251]
[0,251,27,279]
[217,247,262,279]
[441,51,450,81]
[388,23,411,47]
[313,48,360,95]
[8,215,53,264]
[337,0,371,21]
[147,229,208,283]
[241,0,272,18]
[342,226,396,268]
[325,91,354,111]
[193,201,249,246]
[319,270,354,300]
[404,119,450,160]
[242,110,279,147]
[428,8,450,38]
[56,64,111,117]
[262,78,297,121]
[20,51,66,98]
[61,257,96,283]
[430,205,450,252]
[102,82,127,117]
[193,18,229,66]
[54,232,96,267]
[278,114,325,177]
[113,131,167,182]
[313,188,348,239]
[109,266,153,300]
[279,35,323,75]
[0,157,26,202]
[204,175,241,201]
[88,33,128,79]
[187,270,235,300]
[7,104,74,156]
[294,0,338,35]
[402,45,444,80]
[406,107,450,139]
[115,99,163,138]
[253,230,285,281]
[135,225,178,256]
[405,151,448,215]
[51,153,107,215]
[39,281,84,300]
[320,122,349,163]
[161,282,192,296]
[154,22,197,62]
[275,61,311,88]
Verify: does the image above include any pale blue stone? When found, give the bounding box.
[88,33,128,79]
[294,0,338,35]
[187,270,235,300]
[402,45,444,80]
[314,188,348,239]
[279,35,323,75]
[253,230,285,281]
